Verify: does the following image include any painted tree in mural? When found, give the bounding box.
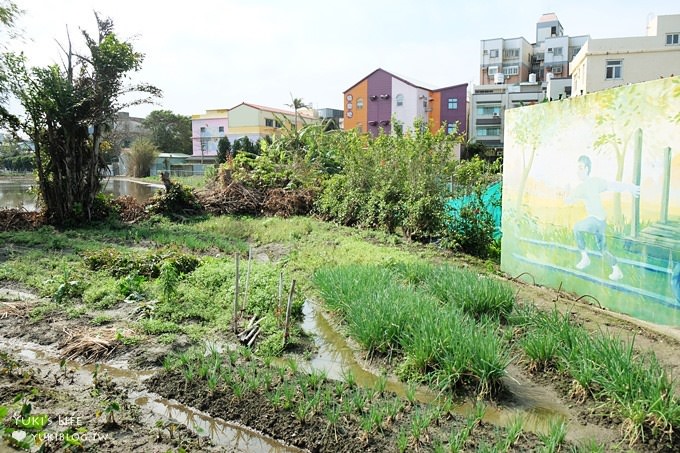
[0,13,160,224]
[591,84,648,229]
[509,107,545,214]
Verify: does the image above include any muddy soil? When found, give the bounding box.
[2,277,680,452]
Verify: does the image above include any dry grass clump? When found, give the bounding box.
[0,301,33,319]
[59,327,132,363]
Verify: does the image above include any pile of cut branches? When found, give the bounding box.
[197,181,264,215]
[111,195,149,223]
[0,208,45,231]
[262,188,316,217]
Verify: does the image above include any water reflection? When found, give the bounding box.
[0,176,162,211]
[0,336,302,452]
[300,300,572,435]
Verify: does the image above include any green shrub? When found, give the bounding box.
[82,277,120,308]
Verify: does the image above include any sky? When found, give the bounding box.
[5,0,678,118]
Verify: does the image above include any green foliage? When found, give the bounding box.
[0,15,160,225]
[145,181,203,217]
[158,261,180,303]
[232,122,338,191]
[124,138,159,177]
[81,247,199,278]
[217,136,232,164]
[142,110,192,154]
[82,277,120,308]
[0,139,33,172]
[257,331,285,357]
[313,263,511,393]
[443,156,502,259]
[315,118,460,240]
[138,319,181,335]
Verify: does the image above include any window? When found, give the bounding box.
[553,47,563,56]
[477,127,501,136]
[447,98,458,110]
[218,126,224,133]
[606,60,622,79]
[487,66,498,76]
[356,98,364,109]
[503,66,519,76]
[667,33,680,45]
[503,48,519,58]
[265,119,274,127]
[489,49,499,58]
[396,94,404,106]
[552,65,563,74]
[476,105,501,116]
[446,123,457,134]
[275,120,282,128]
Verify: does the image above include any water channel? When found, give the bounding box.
[0,176,162,211]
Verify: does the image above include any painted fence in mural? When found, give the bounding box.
[501,76,680,327]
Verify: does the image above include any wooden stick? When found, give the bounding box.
[277,271,283,319]
[283,279,296,347]
[238,318,263,341]
[243,246,253,311]
[233,253,240,334]
[247,327,261,347]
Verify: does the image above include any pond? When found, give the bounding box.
[0,176,163,211]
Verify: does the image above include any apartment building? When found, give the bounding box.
[570,14,680,95]
[190,103,317,164]
[342,68,467,138]
[472,13,589,154]
[480,13,588,87]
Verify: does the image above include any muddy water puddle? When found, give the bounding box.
[301,300,588,437]
[0,336,304,452]
[1,288,611,447]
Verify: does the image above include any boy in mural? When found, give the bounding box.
[565,155,640,281]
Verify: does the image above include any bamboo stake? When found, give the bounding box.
[238,317,263,342]
[233,253,240,334]
[245,314,257,331]
[247,327,261,347]
[243,246,253,311]
[283,279,296,347]
[277,271,283,319]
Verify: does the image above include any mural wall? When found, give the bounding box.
[501,76,680,327]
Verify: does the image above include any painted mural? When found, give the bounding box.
[501,76,680,327]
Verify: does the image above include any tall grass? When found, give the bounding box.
[313,263,512,394]
[515,307,680,445]
[390,262,515,321]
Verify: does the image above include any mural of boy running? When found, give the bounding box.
[565,155,640,281]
